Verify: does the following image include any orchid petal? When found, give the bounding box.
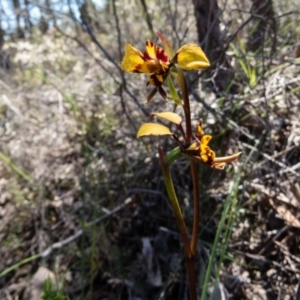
[121,44,162,73]
[146,88,158,103]
[144,40,169,63]
[121,44,144,72]
[211,162,226,170]
[151,112,182,125]
[148,74,164,86]
[201,135,212,145]
[176,44,210,70]
[137,123,172,137]
[156,31,175,59]
[185,141,200,151]
[199,144,216,162]
[213,152,242,163]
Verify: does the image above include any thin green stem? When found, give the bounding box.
[158,147,197,300]
[0,254,41,278]
[158,147,191,254]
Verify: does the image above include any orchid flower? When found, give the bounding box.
[121,34,210,101]
[137,112,241,169]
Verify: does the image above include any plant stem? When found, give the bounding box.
[158,147,191,253]
[185,254,198,300]
[158,147,197,300]
[190,158,200,255]
[173,70,201,299]
[176,68,192,141]
[175,69,201,254]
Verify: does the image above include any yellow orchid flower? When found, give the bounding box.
[121,42,169,78]
[121,33,210,101]
[183,121,241,169]
[121,41,170,99]
[137,115,241,169]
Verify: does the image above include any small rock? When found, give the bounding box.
[22,266,56,300]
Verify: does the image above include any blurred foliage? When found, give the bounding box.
[42,278,69,300]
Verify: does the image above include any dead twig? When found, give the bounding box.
[242,142,300,177]
[40,198,132,258]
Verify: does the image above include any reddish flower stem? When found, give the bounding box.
[177,69,200,254]
[190,158,200,255]
[176,69,193,142]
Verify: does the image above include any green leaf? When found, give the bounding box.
[0,150,33,183]
[166,147,183,165]
[43,278,52,293]
[167,76,182,105]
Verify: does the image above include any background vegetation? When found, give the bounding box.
[0,0,300,299]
